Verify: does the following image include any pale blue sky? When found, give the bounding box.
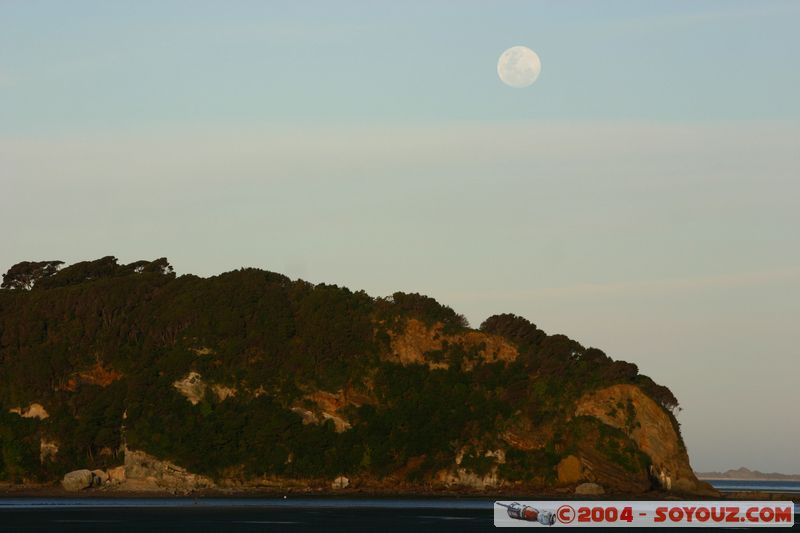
[2,0,800,131]
[1,1,799,473]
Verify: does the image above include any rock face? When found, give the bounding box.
[124,447,215,492]
[436,468,500,490]
[172,372,207,405]
[39,438,59,463]
[62,469,94,491]
[575,482,605,495]
[291,390,359,433]
[77,361,123,387]
[387,318,518,370]
[575,384,699,492]
[173,372,238,405]
[557,455,583,484]
[211,384,236,401]
[108,465,126,484]
[9,403,49,420]
[501,416,553,452]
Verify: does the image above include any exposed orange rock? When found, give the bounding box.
[9,403,49,420]
[294,390,354,433]
[290,386,378,433]
[172,371,207,405]
[308,390,347,413]
[78,361,123,386]
[575,384,700,492]
[40,438,59,463]
[573,428,651,493]
[557,455,583,484]
[500,416,553,451]
[211,384,237,401]
[387,318,518,370]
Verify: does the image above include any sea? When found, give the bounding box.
[0,481,797,531]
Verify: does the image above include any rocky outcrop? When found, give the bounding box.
[77,361,123,387]
[557,455,583,484]
[501,416,553,451]
[574,435,651,492]
[331,476,350,489]
[435,468,500,489]
[9,403,49,420]
[108,465,126,484]
[290,388,376,433]
[59,361,123,391]
[211,384,236,401]
[124,447,215,492]
[172,372,207,405]
[173,372,238,404]
[575,384,699,492]
[62,470,94,491]
[575,482,605,495]
[387,318,518,370]
[39,438,59,463]
[91,469,109,485]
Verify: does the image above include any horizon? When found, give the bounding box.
[2,1,799,474]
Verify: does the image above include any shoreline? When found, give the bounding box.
[1,484,797,504]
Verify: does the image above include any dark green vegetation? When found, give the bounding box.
[0,257,680,485]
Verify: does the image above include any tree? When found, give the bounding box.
[387,292,469,329]
[123,258,175,276]
[480,313,545,348]
[1,260,64,290]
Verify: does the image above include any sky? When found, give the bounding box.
[1,1,799,473]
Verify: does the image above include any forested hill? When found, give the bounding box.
[0,256,703,494]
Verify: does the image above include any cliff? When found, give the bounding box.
[0,256,706,495]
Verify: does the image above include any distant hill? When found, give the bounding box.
[0,256,708,495]
[696,468,800,481]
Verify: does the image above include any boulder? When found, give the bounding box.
[61,469,94,491]
[575,482,605,495]
[557,455,583,484]
[91,469,109,486]
[107,465,126,484]
[331,476,349,489]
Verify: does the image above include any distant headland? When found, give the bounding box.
[696,468,800,481]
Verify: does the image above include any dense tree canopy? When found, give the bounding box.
[1,260,64,290]
[0,257,682,485]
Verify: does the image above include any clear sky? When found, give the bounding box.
[1,1,798,473]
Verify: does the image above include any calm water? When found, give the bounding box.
[1,498,493,532]
[708,479,800,494]
[0,491,796,531]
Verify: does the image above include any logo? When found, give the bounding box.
[496,502,557,526]
[494,501,794,528]
[557,504,576,524]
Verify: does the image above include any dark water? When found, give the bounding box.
[0,493,796,532]
[0,498,494,532]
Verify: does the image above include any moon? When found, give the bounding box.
[497,46,541,88]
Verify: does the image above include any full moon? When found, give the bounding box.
[497,46,541,88]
